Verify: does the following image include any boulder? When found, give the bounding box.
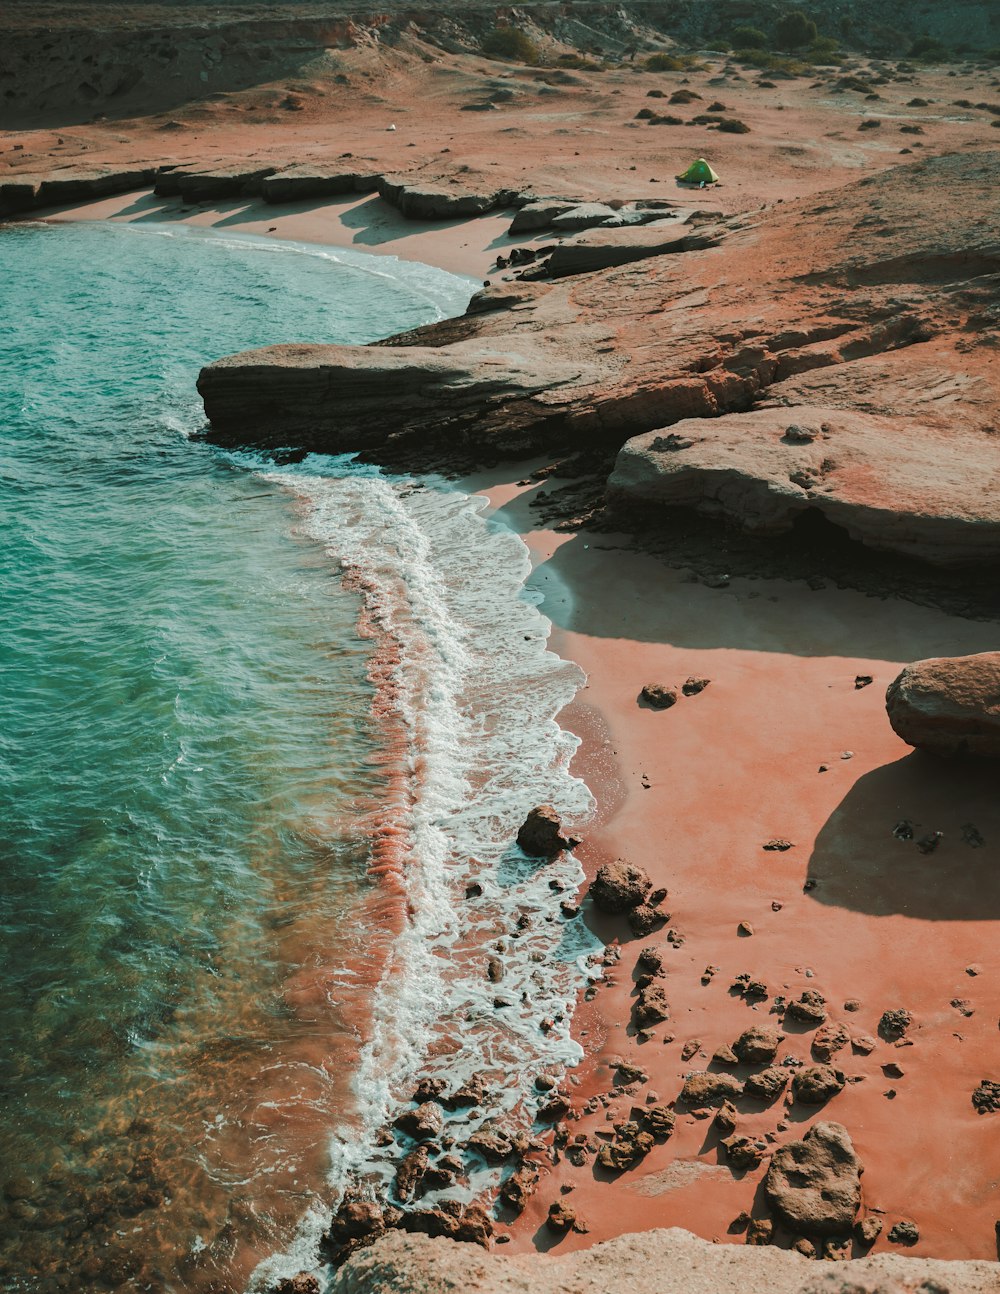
[633,983,670,1028]
[886,653,1000,757]
[377,177,499,219]
[516,805,580,857]
[812,1022,850,1062]
[640,683,677,709]
[786,990,828,1027]
[393,1103,444,1142]
[589,860,652,913]
[765,1122,862,1236]
[547,224,719,277]
[271,1275,320,1294]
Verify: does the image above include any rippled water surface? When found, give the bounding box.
[0,222,473,1292]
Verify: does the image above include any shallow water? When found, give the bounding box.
[0,222,595,1293]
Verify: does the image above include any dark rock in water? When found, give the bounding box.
[395,1147,430,1202]
[972,1079,1000,1113]
[878,1008,912,1041]
[590,860,652,913]
[393,1103,444,1142]
[680,1071,744,1107]
[744,1066,789,1103]
[888,1220,920,1245]
[793,1065,846,1105]
[640,683,677,709]
[765,1121,862,1236]
[412,1076,448,1103]
[499,1165,538,1213]
[886,653,1000,757]
[786,989,828,1027]
[733,1025,781,1065]
[517,804,580,857]
[442,1073,487,1109]
[464,1128,514,1163]
[270,1274,320,1294]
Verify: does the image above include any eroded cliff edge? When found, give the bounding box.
[198,150,1000,568]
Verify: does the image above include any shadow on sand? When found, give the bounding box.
[804,750,1000,920]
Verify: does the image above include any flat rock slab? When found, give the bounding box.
[330,1226,1000,1293]
[378,176,500,219]
[547,220,715,277]
[262,167,380,202]
[609,405,1000,566]
[886,652,1000,757]
[0,167,157,213]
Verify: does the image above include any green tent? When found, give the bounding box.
[676,157,719,185]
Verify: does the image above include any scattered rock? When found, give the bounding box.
[465,1128,514,1164]
[713,1043,739,1066]
[682,676,710,695]
[786,990,828,1027]
[517,805,580,857]
[878,1009,911,1041]
[681,1039,702,1062]
[855,674,873,689]
[962,824,985,847]
[733,1025,782,1065]
[792,1238,818,1259]
[546,1200,577,1234]
[744,1066,789,1103]
[714,1101,738,1135]
[886,654,1000,757]
[892,820,914,840]
[852,1035,877,1055]
[395,1147,430,1202]
[972,1080,1000,1113]
[590,860,653,913]
[393,1104,444,1142]
[855,1216,883,1246]
[640,683,677,709]
[792,1065,846,1105]
[763,839,794,852]
[917,831,942,854]
[812,1022,850,1062]
[643,1104,676,1139]
[765,1122,862,1236]
[746,1217,774,1245]
[628,903,668,936]
[737,921,754,937]
[271,1274,320,1294]
[721,1135,764,1170]
[498,1165,538,1213]
[888,1220,919,1245]
[680,1071,744,1107]
[634,982,671,1027]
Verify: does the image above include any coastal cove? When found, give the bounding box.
[4,6,1000,1287]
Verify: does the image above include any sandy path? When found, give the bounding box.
[462,468,1000,1262]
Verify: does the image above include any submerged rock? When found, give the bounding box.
[765,1121,862,1236]
[886,653,1000,757]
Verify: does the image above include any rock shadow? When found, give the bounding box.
[805,751,1000,919]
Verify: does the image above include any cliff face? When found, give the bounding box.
[199,150,1000,566]
[327,1227,1000,1294]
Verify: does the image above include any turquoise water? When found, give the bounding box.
[0,220,596,1294]
[0,222,473,1293]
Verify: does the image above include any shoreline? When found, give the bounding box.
[37,187,545,281]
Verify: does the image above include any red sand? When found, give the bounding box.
[464,470,1000,1261]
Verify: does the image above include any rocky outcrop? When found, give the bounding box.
[885,653,1000,757]
[262,167,380,203]
[609,404,1000,566]
[327,1226,1000,1294]
[764,1122,862,1237]
[547,222,720,277]
[199,152,1000,570]
[0,166,160,215]
[154,164,277,200]
[377,176,508,220]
